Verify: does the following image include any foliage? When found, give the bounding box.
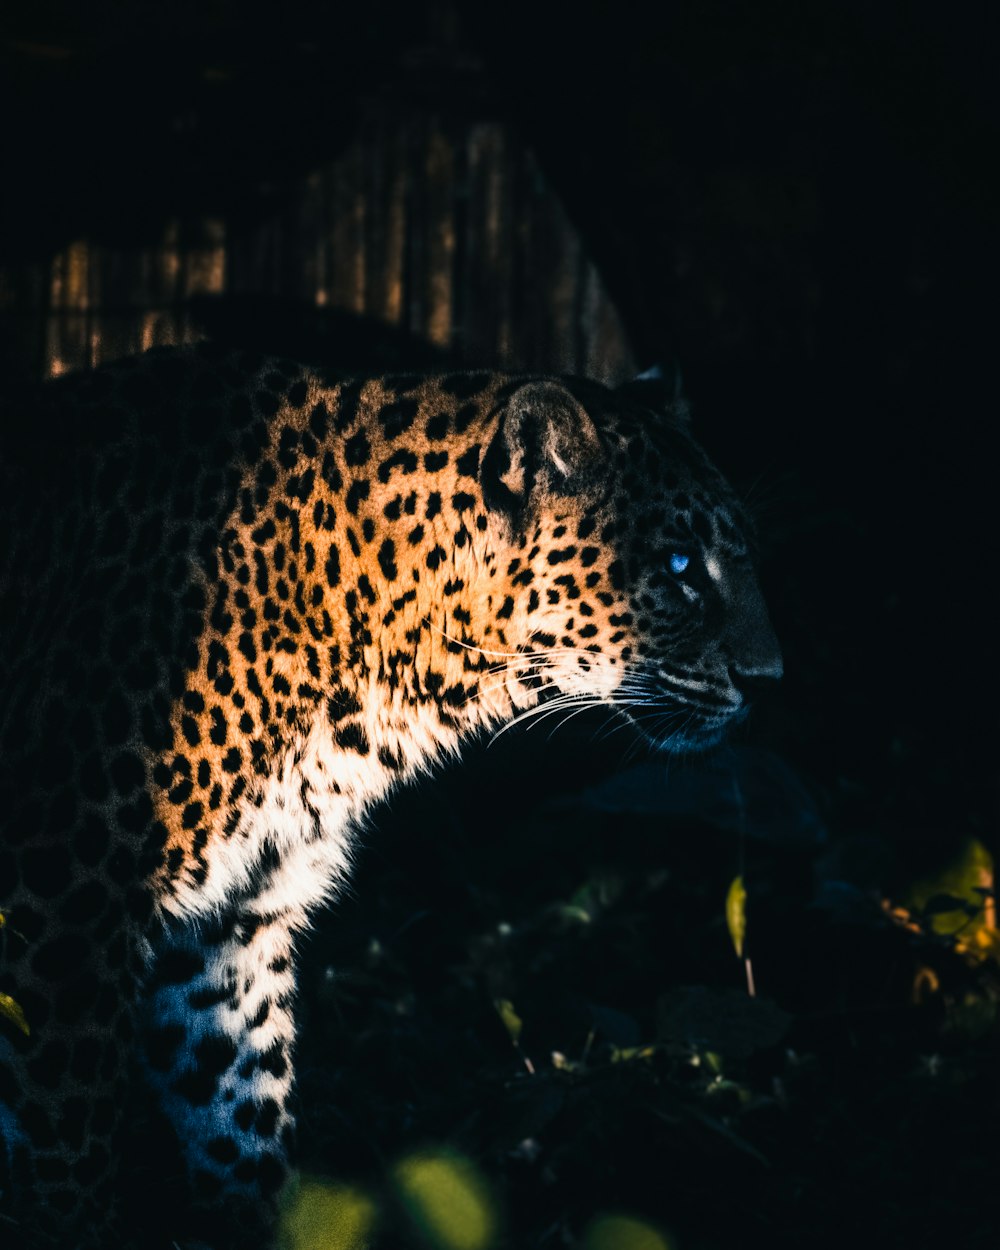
[724,875,747,959]
[278,1178,377,1250]
[285,733,1000,1250]
[0,989,29,1037]
[393,1151,496,1250]
[0,910,29,1037]
[583,1214,673,1250]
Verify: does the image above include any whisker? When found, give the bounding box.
[487,694,592,747]
[544,701,607,741]
[458,672,553,711]
[427,616,597,667]
[516,697,596,734]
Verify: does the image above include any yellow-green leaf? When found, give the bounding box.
[277,1176,377,1250]
[610,1045,657,1064]
[494,998,523,1045]
[584,1213,674,1250]
[906,838,994,939]
[394,1151,496,1250]
[0,992,30,1036]
[725,875,747,958]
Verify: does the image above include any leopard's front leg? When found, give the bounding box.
[139,908,300,1244]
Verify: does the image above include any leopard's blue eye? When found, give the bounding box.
[669,553,690,576]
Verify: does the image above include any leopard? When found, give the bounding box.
[0,343,781,1248]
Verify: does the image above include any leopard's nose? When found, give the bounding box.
[720,570,783,688]
[729,660,783,705]
[729,629,784,687]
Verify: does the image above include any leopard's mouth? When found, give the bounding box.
[616,691,748,754]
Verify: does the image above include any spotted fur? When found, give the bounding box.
[0,346,780,1246]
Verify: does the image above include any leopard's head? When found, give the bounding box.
[479,375,782,751]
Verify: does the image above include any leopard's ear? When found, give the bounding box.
[481,381,603,517]
[616,362,691,426]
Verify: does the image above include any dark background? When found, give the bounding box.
[1,3,996,1247]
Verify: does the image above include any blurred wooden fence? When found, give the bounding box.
[0,100,635,383]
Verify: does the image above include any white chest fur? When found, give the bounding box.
[160,695,465,928]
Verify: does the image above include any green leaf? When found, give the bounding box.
[921,893,974,917]
[906,838,995,939]
[725,875,747,958]
[394,1151,497,1250]
[0,991,29,1037]
[584,1213,674,1250]
[657,986,789,1058]
[494,998,523,1045]
[610,1045,658,1064]
[277,1177,377,1250]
